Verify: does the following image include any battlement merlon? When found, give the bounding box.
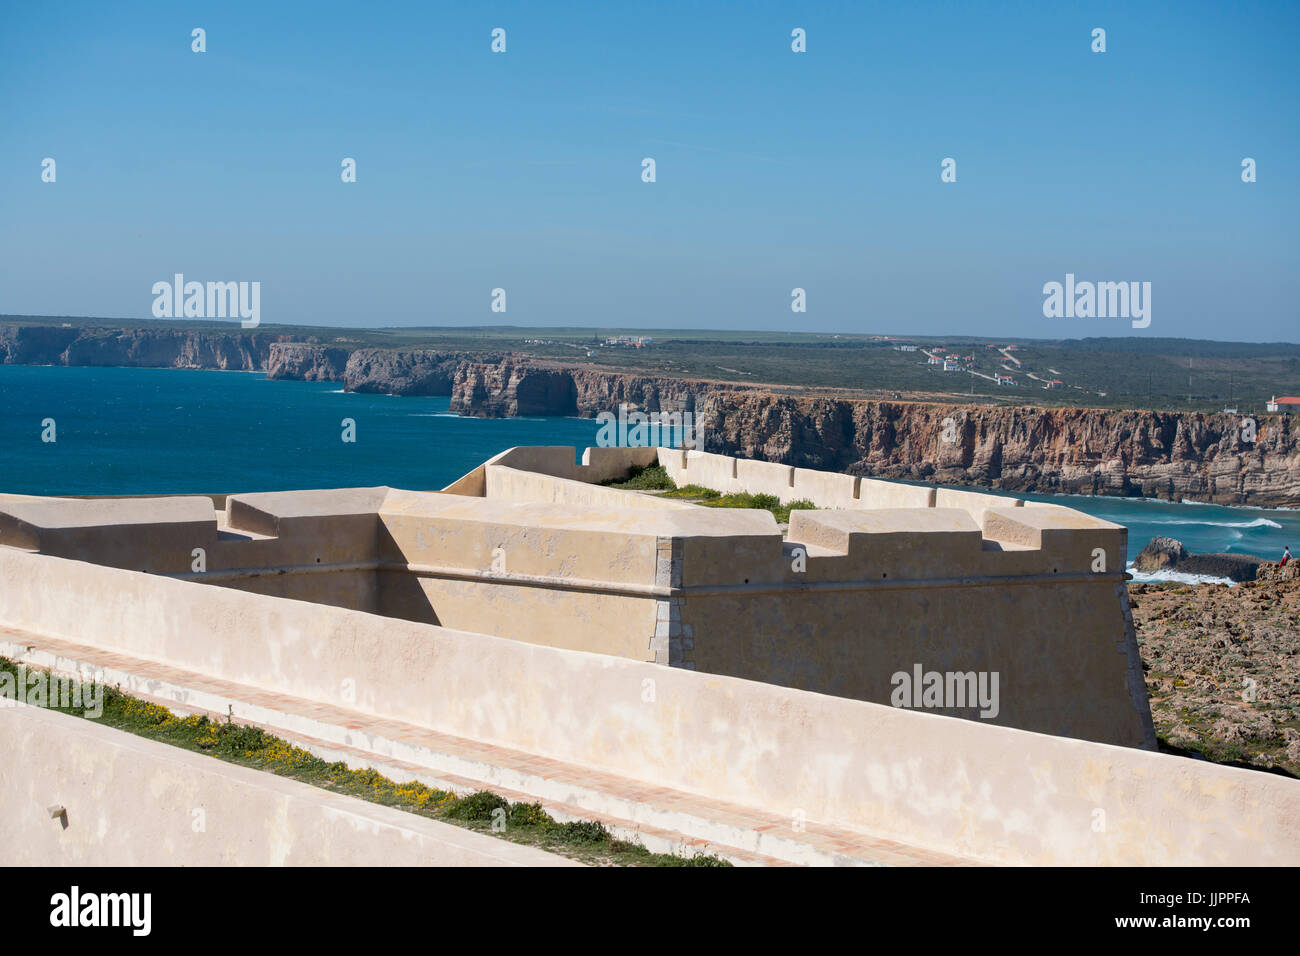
[0,446,1127,588]
[0,446,1149,748]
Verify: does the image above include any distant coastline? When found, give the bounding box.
[3,319,1298,510]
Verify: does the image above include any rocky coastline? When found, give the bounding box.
[5,325,1299,508]
[0,323,290,370]
[1131,567,1300,776]
[446,359,1300,508]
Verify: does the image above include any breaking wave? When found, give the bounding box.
[1143,517,1282,530]
[1125,564,1237,587]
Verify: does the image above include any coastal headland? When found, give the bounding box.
[3,319,1298,509]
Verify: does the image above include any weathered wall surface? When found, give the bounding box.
[377,487,673,658]
[640,452,1151,749]
[683,577,1149,746]
[0,704,574,866]
[0,493,383,613]
[0,548,1293,866]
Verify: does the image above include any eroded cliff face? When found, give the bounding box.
[452,360,580,416]
[8,327,1298,507]
[449,360,1300,507]
[265,343,350,381]
[0,325,289,370]
[713,396,1300,507]
[1,326,498,397]
[343,349,501,396]
[450,361,754,418]
[267,346,506,396]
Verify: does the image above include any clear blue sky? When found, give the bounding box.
[1,0,1296,340]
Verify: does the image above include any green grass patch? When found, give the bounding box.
[0,656,731,866]
[1153,707,1299,779]
[601,463,677,490]
[660,483,720,500]
[662,486,818,523]
[602,466,820,522]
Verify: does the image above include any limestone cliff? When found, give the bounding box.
[341,348,501,397]
[452,360,589,416]
[7,324,1298,508]
[450,360,754,418]
[449,360,1300,507]
[265,343,350,381]
[1,326,492,397]
[0,325,289,370]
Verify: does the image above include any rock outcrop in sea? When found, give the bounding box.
[1132,536,1266,582]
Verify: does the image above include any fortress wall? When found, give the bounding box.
[0,548,1291,865]
[376,574,660,660]
[656,447,687,477]
[377,498,668,586]
[483,465,688,511]
[935,487,1025,514]
[444,446,659,496]
[792,468,859,506]
[657,448,998,514]
[0,493,387,608]
[735,459,796,497]
[981,507,1129,576]
[671,507,1145,748]
[0,705,572,867]
[778,508,1125,582]
[783,509,988,580]
[578,445,662,482]
[0,496,218,574]
[675,450,739,492]
[441,464,487,497]
[374,501,665,655]
[484,445,585,479]
[0,493,385,614]
[199,567,379,614]
[856,478,937,509]
[678,575,1150,748]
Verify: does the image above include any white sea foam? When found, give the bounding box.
[1125,564,1236,587]
[1143,517,1282,530]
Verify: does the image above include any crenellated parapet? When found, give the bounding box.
[0,444,1147,749]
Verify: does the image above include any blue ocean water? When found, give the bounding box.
[1016,491,1294,581]
[1,365,1296,574]
[0,365,602,495]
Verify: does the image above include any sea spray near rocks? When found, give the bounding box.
[1132,536,1265,582]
